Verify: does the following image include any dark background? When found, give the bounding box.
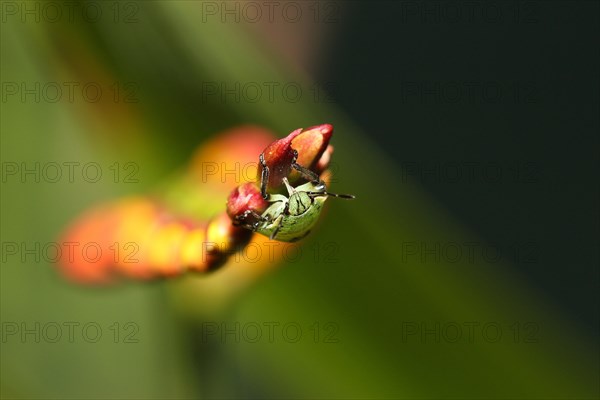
[322,0,599,333]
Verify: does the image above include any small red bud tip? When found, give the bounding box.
[226,182,268,220]
[257,128,304,190]
[257,124,334,190]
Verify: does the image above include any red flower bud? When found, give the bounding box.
[257,124,334,192]
[257,128,303,191]
[226,182,269,226]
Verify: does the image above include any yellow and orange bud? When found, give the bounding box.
[202,212,253,272]
[190,125,276,191]
[58,204,118,283]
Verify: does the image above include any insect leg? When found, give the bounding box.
[269,199,291,240]
[292,162,324,185]
[307,191,355,199]
[282,197,291,215]
[269,215,285,240]
[291,149,324,186]
[259,153,270,199]
[234,209,268,231]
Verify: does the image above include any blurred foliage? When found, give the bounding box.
[0,2,597,399]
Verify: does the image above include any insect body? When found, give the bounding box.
[254,178,354,242]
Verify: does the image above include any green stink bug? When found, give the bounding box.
[253,178,354,242]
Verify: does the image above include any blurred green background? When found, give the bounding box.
[1,1,598,399]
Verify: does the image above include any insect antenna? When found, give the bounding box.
[292,160,324,186]
[307,191,355,199]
